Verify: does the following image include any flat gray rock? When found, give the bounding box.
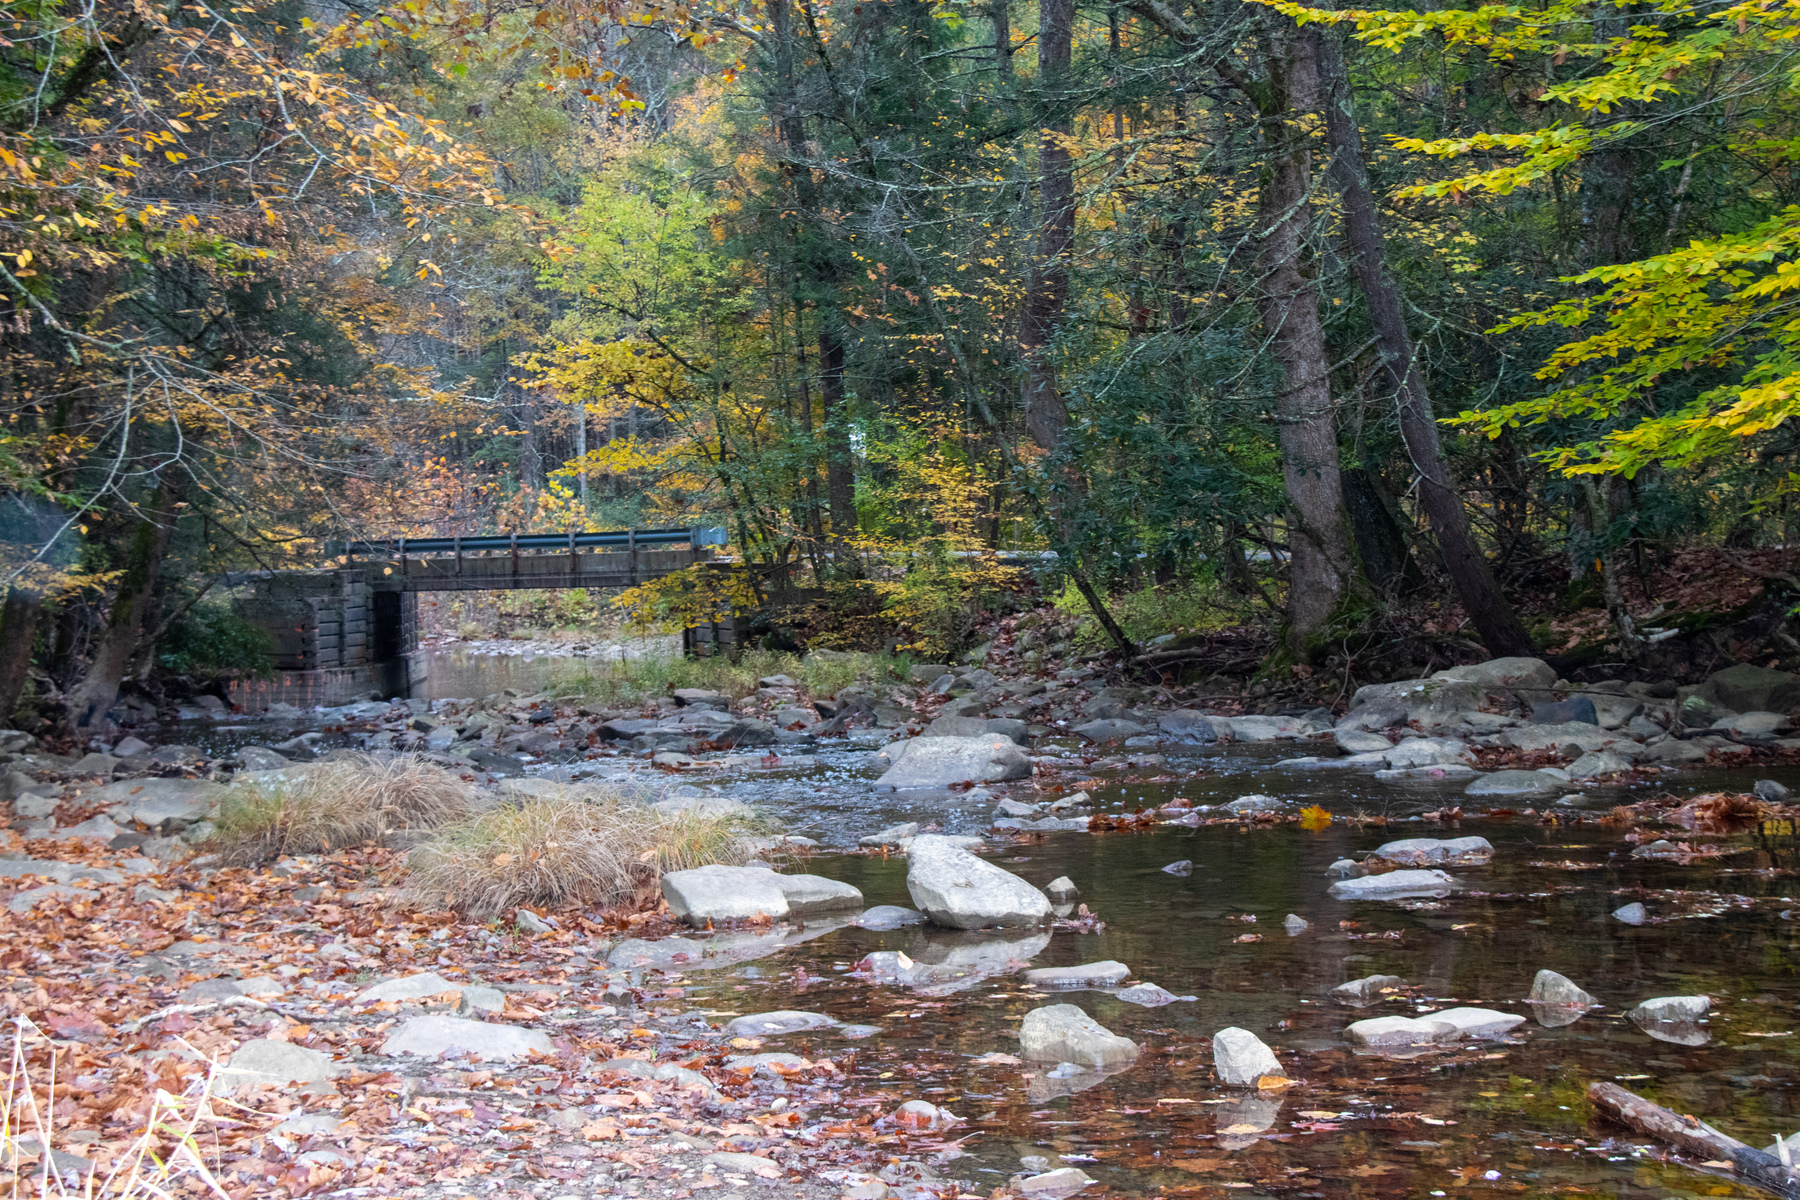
[1023,961,1130,988]
[91,777,226,831]
[1335,728,1393,754]
[1465,770,1564,798]
[1327,869,1459,899]
[1500,722,1633,754]
[722,1010,839,1037]
[1072,719,1149,742]
[609,936,710,969]
[1017,1167,1094,1199]
[380,1016,554,1061]
[1344,1015,1460,1050]
[907,835,1052,930]
[661,864,790,926]
[860,822,919,847]
[1017,1003,1138,1067]
[355,972,462,1005]
[1372,836,1493,866]
[1212,1026,1284,1085]
[1568,750,1633,779]
[770,873,863,916]
[1157,711,1217,743]
[1431,1007,1527,1038]
[1381,737,1475,769]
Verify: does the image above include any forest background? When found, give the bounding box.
[3,0,1799,730]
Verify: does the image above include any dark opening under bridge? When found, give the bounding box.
[225,527,733,708]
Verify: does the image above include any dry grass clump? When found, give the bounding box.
[211,752,474,865]
[402,788,755,919]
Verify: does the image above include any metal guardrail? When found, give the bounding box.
[335,527,728,556]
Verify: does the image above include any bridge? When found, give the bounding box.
[225,527,735,708]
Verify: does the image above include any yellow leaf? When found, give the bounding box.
[492,853,515,866]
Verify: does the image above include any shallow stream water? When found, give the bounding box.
[157,653,1800,1196]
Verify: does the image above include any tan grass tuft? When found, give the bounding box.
[402,787,754,919]
[211,752,474,865]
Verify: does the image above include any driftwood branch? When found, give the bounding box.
[1588,1081,1800,1199]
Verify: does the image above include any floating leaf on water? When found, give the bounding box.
[1299,805,1332,830]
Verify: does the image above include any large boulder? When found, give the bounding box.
[906,835,1052,930]
[1697,663,1800,714]
[661,865,790,925]
[91,777,226,831]
[1348,678,1481,726]
[872,736,1032,789]
[1017,1003,1139,1067]
[1435,657,1556,700]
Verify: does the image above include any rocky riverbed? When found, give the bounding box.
[10,647,1800,1198]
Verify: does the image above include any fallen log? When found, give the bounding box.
[1588,1081,1800,1199]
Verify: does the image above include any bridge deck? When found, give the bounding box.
[363,546,714,592]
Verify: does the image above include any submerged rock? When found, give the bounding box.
[1017,1004,1139,1067]
[906,835,1052,930]
[1023,961,1130,989]
[1212,1026,1285,1086]
[1116,983,1192,1007]
[1331,974,1408,1006]
[856,905,927,930]
[1017,1167,1095,1199]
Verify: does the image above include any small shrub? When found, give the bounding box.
[402,789,754,918]
[211,753,474,865]
[158,600,276,679]
[456,621,485,639]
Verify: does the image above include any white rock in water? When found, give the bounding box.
[1612,902,1647,925]
[1372,836,1493,866]
[1344,1015,1460,1050]
[1629,995,1710,1023]
[1017,1167,1095,1199]
[906,835,1052,930]
[722,1010,839,1036]
[1045,876,1079,900]
[1283,914,1309,934]
[1429,1007,1527,1038]
[1211,1026,1285,1086]
[1017,1004,1139,1067]
[768,873,863,916]
[1528,969,1595,1008]
[871,736,1033,788]
[1327,869,1459,899]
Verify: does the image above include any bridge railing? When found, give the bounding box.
[329,527,728,557]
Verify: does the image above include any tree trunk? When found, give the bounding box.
[67,483,181,730]
[1317,30,1539,656]
[1019,0,1074,451]
[1250,25,1358,655]
[820,328,857,532]
[0,587,41,728]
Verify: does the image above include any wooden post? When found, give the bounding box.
[454,535,462,577]
[398,536,406,577]
[510,533,519,583]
